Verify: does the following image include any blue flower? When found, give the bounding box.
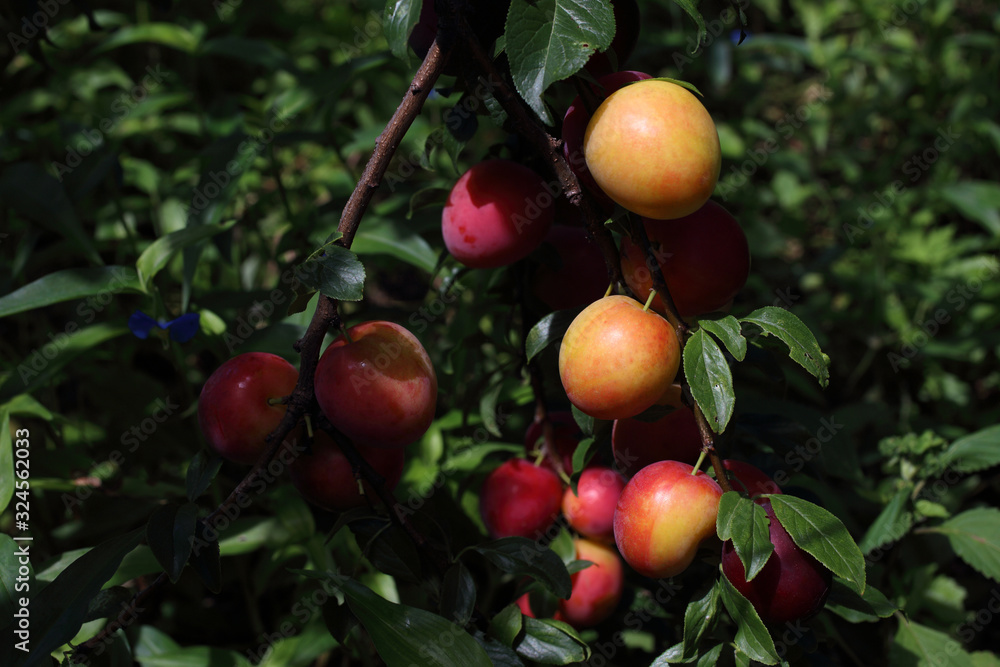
[128,311,200,342]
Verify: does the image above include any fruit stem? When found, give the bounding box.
[630,214,688,337]
[692,449,708,474]
[339,319,354,344]
[642,289,657,312]
[304,414,314,438]
[604,282,614,298]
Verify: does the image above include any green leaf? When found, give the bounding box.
[385,0,424,59]
[515,617,591,664]
[505,0,615,124]
[940,181,1000,235]
[681,582,721,660]
[647,77,704,97]
[0,267,143,319]
[407,186,451,219]
[570,404,594,437]
[890,616,972,667]
[136,220,237,291]
[185,451,222,502]
[337,575,493,667]
[696,644,725,666]
[0,410,11,515]
[199,36,295,71]
[441,562,477,627]
[0,163,102,266]
[682,328,735,433]
[526,308,582,362]
[718,575,779,665]
[824,579,897,623]
[716,492,774,582]
[571,437,597,476]
[928,508,1000,581]
[859,486,913,554]
[698,316,747,361]
[741,307,829,386]
[769,494,866,595]
[479,377,505,438]
[352,221,438,273]
[95,23,200,53]
[298,245,367,301]
[491,603,523,647]
[472,538,572,600]
[669,0,708,47]
[940,425,1000,473]
[0,528,144,667]
[146,502,200,583]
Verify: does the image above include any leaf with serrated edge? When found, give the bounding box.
[824,578,896,623]
[683,329,735,433]
[769,494,865,595]
[698,316,747,361]
[928,508,1000,582]
[526,308,582,362]
[473,537,572,600]
[505,0,615,124]
[941,424,1000,473]
[719,575,779,665]
[717,492,774,581]
[680,582,721,660]
[741,307,829,386]
[516,616,590,664]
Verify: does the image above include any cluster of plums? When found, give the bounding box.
[197,320,437,510]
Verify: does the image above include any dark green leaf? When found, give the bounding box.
[480,376,505,438]
[441,562,476,627]
[505,0,615,124]
[0,267,143,319]
[475,633,525,667]
[515,617,590,664]
[95,23,200,53]
[696,644,725,666]
[939,181,1000,235]
[858,486,913,554]
[570,404,594,437]
[299,245,366,301]
[0,534,30,621]
[571,437,597,476]
[716,492,774,582]
[928,508,1000,581]
[682,328,735,433]
[136,221,237,291]
[82,587,134,623]
[352,520,422,583]
[407,186,451,219]
[680,582,721,660]
[0,163,102,265]
[338,576,493,666]
[199,36,295,71]
[940,425,1000,473]
[669,0,707,47]
[0,529,144,667]
[185,451,223,502]
[718,575,779,665]
[526,308,582,362]
[491,603,524,647]
[770,494,865,595]
[146,502,200,583]
[385,0,424,59]
[741,307,829,387]
[353,220,438,273]
[824,579,897,623]
[0,411,11,515]
[698,316,747,361]
[473,537,572,600]
[890,616,972,667]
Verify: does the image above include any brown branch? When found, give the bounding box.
[630,214,688,336]
[72,32,454,664]
[455,17,623,288]
[686,386,732,493]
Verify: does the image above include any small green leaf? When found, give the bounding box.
[940,424,1000,473]
[473,537,572,600]
[698,316,747,361]
[185,451,223,502]
[516,617,590,664]
[928,508,1000,581]
[491,603,524,647]
[668,0,708,47]
[441,562,477,627]
[647,77,704,97]
[570,404,594,437]
[858,486,913,554]
[298,245,367,301]
[338,575,493,666]
[719,575,779,665]
[716,492,774,581]
[824,578,897,623]
[769,495,865,595]
[571,437,597,476]
[407,186,451,219]
[681,582,721,660]
[741,307,829,386]
[683,328,735,433]
[136,220,237,291]
[890,615,973,667]
[95,22,200,53]
[526,308,582,362]
[384,0,424,59]
[479,377,505,438]
[353,220,438,273]
[505,0,615,124]
[146,502,200,583]
[0,266,143,319]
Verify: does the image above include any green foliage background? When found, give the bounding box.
[0,0,998,665]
